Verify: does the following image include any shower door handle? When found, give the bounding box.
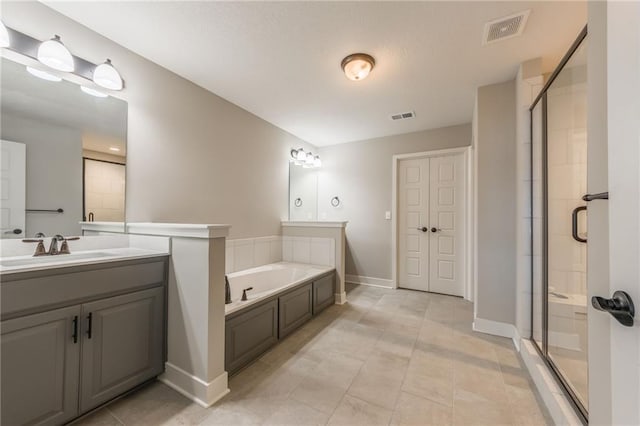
[592,291,635,327]
[571,206,587,243]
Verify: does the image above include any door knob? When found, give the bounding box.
[431,227,438,233]
[417,227,428,233]
[592,291,635,327]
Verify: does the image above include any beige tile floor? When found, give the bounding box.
[74,284,552,426]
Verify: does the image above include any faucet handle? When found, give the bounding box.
[22,239,47,256]
[241,287,254,301]
[58,236,80,254]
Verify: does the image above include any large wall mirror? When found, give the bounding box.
[0,57,128,239]
[289,163,318,221]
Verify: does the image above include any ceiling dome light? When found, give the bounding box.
[26,66,62,82]
[81,85,108,98]
[37,35,74,72]
[341,53,375,81]
[0,21,10,48]
[93,59,123,90]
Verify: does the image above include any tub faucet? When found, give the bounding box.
[225,275,232,304]
[241,287,253,301]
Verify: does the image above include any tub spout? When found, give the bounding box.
[225,275,232,304]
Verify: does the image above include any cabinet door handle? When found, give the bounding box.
[86,312,92,339]
[72,316,78,344]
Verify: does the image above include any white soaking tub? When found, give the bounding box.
[225,262,334,315]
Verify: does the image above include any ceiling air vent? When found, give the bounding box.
[390,111,416,121]
[483,10,530,45]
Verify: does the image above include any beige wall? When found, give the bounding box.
[475,80,517,325]
[317,124,471,281]
[3,2,314,239]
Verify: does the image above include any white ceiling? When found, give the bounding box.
[45,1,586,147]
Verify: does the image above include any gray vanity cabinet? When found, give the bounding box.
[279,283,313,338]
[1,305,81,426]
[79,287,165,412]
[225,299,278,374]
[313,273,335,314]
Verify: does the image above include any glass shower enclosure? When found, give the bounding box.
[530,27,588,422]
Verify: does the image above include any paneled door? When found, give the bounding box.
[0,140,26,239]
[398,152,465,296]
[398,158,430,291]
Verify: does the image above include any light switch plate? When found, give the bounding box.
[385,211,391,220]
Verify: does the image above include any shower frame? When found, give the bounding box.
[529,25,588,424]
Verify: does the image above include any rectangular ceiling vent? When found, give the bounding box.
[483,10,530,45]
[390,111,416,121]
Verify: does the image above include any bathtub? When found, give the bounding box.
[225,262,334,315]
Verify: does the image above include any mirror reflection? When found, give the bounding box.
[0,57,128,239]
[288,162,318,221]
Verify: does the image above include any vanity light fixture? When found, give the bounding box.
[37,35,74,72]
[341,53,375,81]
[26,66,62,82]
[289,148,322,168]
[80,85,108,98]
[0,20,10,48]
[93,59,123,91]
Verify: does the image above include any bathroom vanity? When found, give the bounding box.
[0,251,169,426]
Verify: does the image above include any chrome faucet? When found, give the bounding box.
[48,235,64,255]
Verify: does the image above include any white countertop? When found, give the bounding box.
[0,247,170,275]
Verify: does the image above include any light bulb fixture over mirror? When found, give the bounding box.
[0,20,10,48]
[26,66,62,82]
[37,35,74,72]
[289,147,321,168]
[341,53,375,81]
[93,59,123,91]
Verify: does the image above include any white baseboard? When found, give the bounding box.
[519,339,583,425]
[335,291,347,304]
[472,317,521,351]
[346,274,394,289]
[159,362,229,408]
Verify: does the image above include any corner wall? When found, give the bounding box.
[474,80,517,326]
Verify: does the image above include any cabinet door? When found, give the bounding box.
[1,305,81,426]
[226,299,278,375]
[279,283,313,338]
[312,273,335,315]
[80,286,164,412]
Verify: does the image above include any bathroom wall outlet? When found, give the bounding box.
[385,211,391,220]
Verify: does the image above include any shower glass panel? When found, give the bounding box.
[530,26,588,421]
[545,38,588,409]
[531,101,544,350]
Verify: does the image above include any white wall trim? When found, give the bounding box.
[281,221,348,228]
[334,291,347,304]
[472,317,521,351]
[126,222,231,239]
[345,274,395,289]
[159,362,229,408]
[391,146,474,301]
[519,339,583,425]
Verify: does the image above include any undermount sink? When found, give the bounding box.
[0,252,115,267]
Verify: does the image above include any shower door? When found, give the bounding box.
[530,28,588,420]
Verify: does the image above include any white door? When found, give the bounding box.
[428,154,465,296]
[0,140,26,239]
[398,152,466,296]
[398,158,430,291]
[588,3,640,424]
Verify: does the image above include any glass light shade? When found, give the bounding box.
[341,53,375,81]
[0,21,10,48]
[81,85,108,98]
[93,59,123,90]
[305,152,315,166]
[313,156,322,168]
[26,66,62,82]
[290,148,299,161]
[37,35,74,72]
[295,148,306,164]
